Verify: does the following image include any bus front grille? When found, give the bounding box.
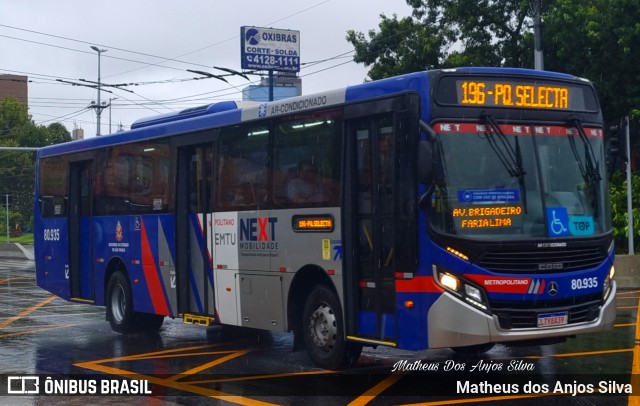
[476,246,606,274]
[490,293,603,329]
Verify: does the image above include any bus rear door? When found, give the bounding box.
[176,143,216,323]
[68,160,94,302]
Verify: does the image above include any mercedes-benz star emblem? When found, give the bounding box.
[547,281,559,296]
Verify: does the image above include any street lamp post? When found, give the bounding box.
[90,46,107,135]
[108,97,118,134]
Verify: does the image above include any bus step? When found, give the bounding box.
[183,314,215,326]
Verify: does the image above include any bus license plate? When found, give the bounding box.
[537,312,568,327]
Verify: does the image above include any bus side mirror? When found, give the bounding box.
[418,140,433,184]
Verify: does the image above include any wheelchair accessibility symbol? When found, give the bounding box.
[546,207,570,237]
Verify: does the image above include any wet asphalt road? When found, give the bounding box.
[0,258,637,406]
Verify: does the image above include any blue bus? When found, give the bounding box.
[34,67,616,369]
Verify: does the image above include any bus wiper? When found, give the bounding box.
[480,114,528,212]
[480,115,526,179]
[568,118,602,184]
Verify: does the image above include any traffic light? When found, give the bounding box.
[606,117,629,173]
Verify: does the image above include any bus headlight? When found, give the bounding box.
[439,272,460,292]
[434,265,489,312]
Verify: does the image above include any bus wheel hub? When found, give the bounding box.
[310,303,336,349]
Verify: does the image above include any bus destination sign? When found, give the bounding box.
[241,26,300,72]
[435,76,597,112]
[459,80,569,109]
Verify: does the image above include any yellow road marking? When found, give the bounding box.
[618,290,640,296]
[0,276,31,283]
[348,373,404,406]
[76,344,278,405]
[75,362,279,406]
[0,323,82,338]
[629,295,640,406]
[525,347,631,358]
[70,289,638,404]
[86,343,225,363]
[166,349,251,382]
[397,392,552,405]
[187,370,333,384]
[0,295,56,328]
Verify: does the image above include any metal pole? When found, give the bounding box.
[533,0,544,70]
[268,70,274,101]
[90,46,107,135]
[625,116,634,254]
[108,97,118,134]
[5,194,9,243]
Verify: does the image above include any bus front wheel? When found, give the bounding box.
[302,285,362,370]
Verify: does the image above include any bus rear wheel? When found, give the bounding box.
[106,270,164,333]
[302,285,362,370]
[107,271,135,333]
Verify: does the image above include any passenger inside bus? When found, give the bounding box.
[287,160,327,204]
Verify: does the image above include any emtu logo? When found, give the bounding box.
[240,217,277,241]
[245,28,260,45]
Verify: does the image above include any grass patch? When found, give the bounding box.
[2,233,34,244]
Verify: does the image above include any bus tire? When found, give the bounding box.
[302,285,362,370]
[106,271,135,333]
[134,312,164,333]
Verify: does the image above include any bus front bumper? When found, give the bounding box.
[427,281,617,349]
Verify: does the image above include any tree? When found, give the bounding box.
[0,97,71,232]
[0,96,30,132]
[542,0,640,125]
[48,123,72,145]
[347,0,640,128]
[609,172,640,253]
[346,0,535,81]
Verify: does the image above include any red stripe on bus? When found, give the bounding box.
[464,274,532,294]
[435,123,603,138]
[395,276,444,293]
[140,220,170,316]
[538,279,546,294]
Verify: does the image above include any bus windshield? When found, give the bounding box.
[428,121,610,240]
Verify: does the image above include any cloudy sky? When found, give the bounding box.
[1,0,411,137]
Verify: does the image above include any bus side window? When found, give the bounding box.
[273,110,342,207]
[216,124,269,211]
[39,157,69,217]
[95,142,170,215]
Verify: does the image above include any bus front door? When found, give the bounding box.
[68,160,94,302]
[349,115,398,345]
[176,145,215,321]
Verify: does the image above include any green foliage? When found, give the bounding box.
[609,172,640,253]
[0,96,71,228]
[346,0,640,133]
[346,0,533,80]
[543,0,640,126]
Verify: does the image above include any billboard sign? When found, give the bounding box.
[241,26,300,72]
